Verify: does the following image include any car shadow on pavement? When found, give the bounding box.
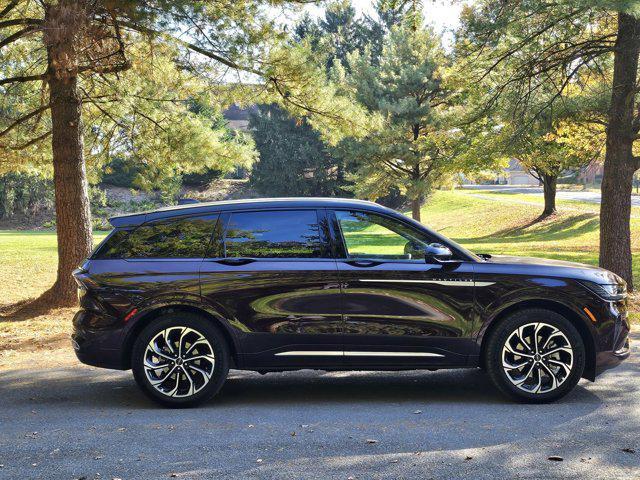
[216,368,598,406]
[0,364,603,410]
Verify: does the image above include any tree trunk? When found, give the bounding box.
[541,173,557,217]
[41,1,92,307]
[411,194,424,222]
[600,12,640,291]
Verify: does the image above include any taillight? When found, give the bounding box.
[77,285,87,303]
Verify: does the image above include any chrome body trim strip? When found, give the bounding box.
[357,279,495,287]
[275,350,445,358]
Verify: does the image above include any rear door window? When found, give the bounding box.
[98,214,220,259]
[224,210,328,258]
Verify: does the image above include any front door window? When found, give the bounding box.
[334,210,428,261]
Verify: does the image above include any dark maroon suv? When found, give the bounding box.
[72,198,630,407]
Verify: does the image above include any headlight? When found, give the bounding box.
[579,281,627,301]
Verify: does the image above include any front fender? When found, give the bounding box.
[474,281,596,343]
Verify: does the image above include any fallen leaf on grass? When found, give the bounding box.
[621,448,636,454]
[366,439,378,444]
[548,456,563,462]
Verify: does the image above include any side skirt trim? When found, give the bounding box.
[358,279,495,287]
[275,350,445,358]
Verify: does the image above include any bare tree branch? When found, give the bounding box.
[0,25,38,49]
[0,73,46,86]
[0,103,50,138]
[0,18,41,28]
[0,0,20,19]
[0,129,51,150]
[118,20,265,76]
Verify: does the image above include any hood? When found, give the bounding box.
[484,255,624,285]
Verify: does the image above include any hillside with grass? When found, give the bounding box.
[424,190,640,283]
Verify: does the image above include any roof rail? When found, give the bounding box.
[177,198,199,205]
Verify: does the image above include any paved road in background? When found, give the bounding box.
[0,334,638,480]
[462,185,640,207]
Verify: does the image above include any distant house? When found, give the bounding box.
[496,158,539,186]
[576,162,604,185]
[222,104,258,132]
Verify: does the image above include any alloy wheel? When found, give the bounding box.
[143,326,215,398]
[501,322,574,394]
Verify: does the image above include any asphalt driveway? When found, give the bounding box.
[0,334,638,480]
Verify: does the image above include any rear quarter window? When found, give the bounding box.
[96,214,220,259]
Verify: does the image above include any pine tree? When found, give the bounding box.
[0,0,357,307]
[341,19,459,221]
[249,104,347,197]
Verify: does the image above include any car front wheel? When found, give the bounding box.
[131,312,230,407]
[485,309,585,403]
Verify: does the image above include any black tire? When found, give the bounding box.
[131,312,230,408]
[485,308,585,403]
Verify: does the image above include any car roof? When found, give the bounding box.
[109,197,391,227]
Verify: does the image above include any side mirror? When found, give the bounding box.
[404,241,425,259]
[424,243,453,263]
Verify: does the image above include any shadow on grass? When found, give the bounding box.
[0,292,63,322]
[454,213,599,245]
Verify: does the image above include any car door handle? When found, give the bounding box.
[214,258,256,266]
[345,259,380,268]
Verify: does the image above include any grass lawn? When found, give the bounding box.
[0,190,637,366]
[0,230,107,305]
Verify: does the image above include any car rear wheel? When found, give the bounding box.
[132,312,230,407]
[485,309,585,403]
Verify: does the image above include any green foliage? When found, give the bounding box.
[249,1,398,202]
[0,171,53,219]
[102,157,140,189]
[311,0,371,71]
[455,0,618,131]
[82,42,258,186]
[338,21,461,208]
[249,104,350,197]
[512,125,595,180]
[1,0,369,198]
[262,40,374,144]
[453,1,613,187]
[0,36,257,191]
